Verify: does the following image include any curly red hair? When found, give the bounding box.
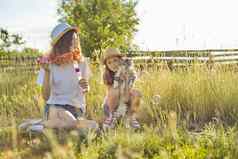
[48,48,81,65]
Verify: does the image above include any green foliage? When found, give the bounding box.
[57,0,139,57]
[0,48,41,57]
[0,28,25,51]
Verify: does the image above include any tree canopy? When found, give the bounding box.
[58,0,139,58]
[0,28,25,51]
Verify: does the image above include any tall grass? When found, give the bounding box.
[1,64,238,158]
[136,65,238,128]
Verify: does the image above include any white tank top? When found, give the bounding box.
[37,59,91,112]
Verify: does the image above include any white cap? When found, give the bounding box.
[51,23,78,46]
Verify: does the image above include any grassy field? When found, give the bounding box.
[1,64,238,158]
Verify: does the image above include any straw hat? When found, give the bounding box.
[51,23,78,46]
[102,48,124,64]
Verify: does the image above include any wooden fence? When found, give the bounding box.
[128,50,238,70]
[0,56,39,73]
[1,49,238,73]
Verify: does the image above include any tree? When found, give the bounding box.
[0,28,11,50]
[11,34,25,45]
[58,0,139,57]
[0,28,25,51]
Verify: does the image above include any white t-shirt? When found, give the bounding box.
[37,58,91,112]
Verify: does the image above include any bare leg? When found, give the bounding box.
[127,89,142,129]
[106,88,120,113]
[127,89,141,116]
[103,88,120,129]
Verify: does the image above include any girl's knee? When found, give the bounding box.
[109,88,120,96]
[104,97,119,112]
[107,90,120,103]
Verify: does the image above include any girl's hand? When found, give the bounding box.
[79,78,89,92]
[120,72,128,81]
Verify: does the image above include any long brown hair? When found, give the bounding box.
[103,65,115,86]
[103,55,125,86]
[51,30,81,55]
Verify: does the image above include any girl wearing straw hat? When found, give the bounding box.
[102,48,142,129]
[36,23,93,129]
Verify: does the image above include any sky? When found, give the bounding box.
[1,0,238,52]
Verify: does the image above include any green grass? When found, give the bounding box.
[1,64,238,158]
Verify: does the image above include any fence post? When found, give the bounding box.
[167,60,174,71]
[207,52,214,69]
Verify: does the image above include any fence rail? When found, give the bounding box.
[128,50,238,70]
[1,50,238,73]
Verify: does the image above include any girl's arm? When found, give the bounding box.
[37,55,51,101]
[42,66,51,101]
[79,58,91,93]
